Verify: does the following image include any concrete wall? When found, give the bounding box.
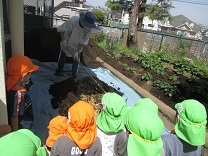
[0,0,8,125]
[137,31,147,51]
[121,29,147,51]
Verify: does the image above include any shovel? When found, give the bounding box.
[65,45,106,94]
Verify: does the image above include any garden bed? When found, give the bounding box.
[85,39,208,113]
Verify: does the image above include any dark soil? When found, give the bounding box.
[49,76,122,116]
[6,27,207,116]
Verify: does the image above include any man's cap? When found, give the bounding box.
[79,12,97,28]
[175,99,207,145]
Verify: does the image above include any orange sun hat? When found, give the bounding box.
[6,55,39,91]
[46,116,68,148]
[66,101,97,150]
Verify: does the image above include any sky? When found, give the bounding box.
[85,0,208,27]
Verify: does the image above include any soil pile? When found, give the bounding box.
[49,76,122,117]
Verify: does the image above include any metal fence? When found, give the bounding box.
[24,0,54,31]
[144,31,208,63]
[94,25,208,64]
[3,0,54,33]
[53,16,208,64]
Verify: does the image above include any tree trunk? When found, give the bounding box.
[127,0,141,47]
[137,0,146,31]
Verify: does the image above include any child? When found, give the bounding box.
[135,98,158,113]
[162,99,207,156]
[6,55,39,131]
[96,92,128,156]
[124,102,164,156]
[0,129,46,156]
[46,101,102,156]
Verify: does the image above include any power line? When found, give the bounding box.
[172,0,208,6]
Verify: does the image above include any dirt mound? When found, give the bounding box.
[49,76,122,117]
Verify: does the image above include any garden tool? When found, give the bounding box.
[65,44,106,93]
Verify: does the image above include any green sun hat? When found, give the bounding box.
[0,129,46,156]
[135,98,158,114]
[124,107,164,156]
[96,92,127,133]
[175,99,207,146]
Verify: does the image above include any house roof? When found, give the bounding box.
[170,15,201,33]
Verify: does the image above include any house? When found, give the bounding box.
[54,0,87,18]
[120,10,170,31]
[53,0,88,26]
[161,15,202,40]
[202,29,208,41]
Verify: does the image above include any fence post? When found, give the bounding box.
[202,41,207,54]
[122,29,128,47]
[159,33,164,51]
[137,31,147,51]
[51,0,54,28]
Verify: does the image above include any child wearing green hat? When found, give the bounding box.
[135,97,159,113]
[162,99,207,156]
[124,100,164,156]
[0,129,46,156]
[96,92,128,156]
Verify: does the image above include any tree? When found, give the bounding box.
[128,0,141,47]
[107,0,173,47]
[93,10,107,24]
[138,0,173,30]
[105,0,122,13]
[105,0,122,26]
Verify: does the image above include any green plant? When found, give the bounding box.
[106,53,119,60]
[105,35,118,50]
[175,38,191,57]
[153,80,177,97]
[129,67,137,72]
[168,75,178,82]
[121,62,128,68]
[93,9,106,24]
[175,68,184,76]
[141,72,153,81]
[153,66,166,75]
[91,32,106,43]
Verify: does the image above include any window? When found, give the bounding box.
[148,24,154,27]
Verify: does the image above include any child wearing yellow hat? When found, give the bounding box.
[46,101,102,156]
[162,99,207,156]
[6,55,39,131]
[96,92,128,156]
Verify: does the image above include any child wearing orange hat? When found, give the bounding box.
[6,55,39,131]
[46,101,102,156]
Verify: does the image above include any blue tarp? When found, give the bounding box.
[29,60,169,144]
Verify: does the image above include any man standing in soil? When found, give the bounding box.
[55,12,97,79]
